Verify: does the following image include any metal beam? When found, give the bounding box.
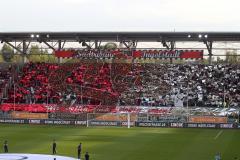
[170,41,175,50]
[4,41,24,54]
[42,41,56,51]
[121,41,137,49]
[58,40,62,51]
[162,40,175,50]
[81,41,91,49]
[94,40,98,49]
[122,41,130,48]
[162,40,170,50]
[204,40,213,64]
[26,41,31,51]
[61,40,66,49]
[22,40,27,54]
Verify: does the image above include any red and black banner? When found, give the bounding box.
[133,50,203,59]
[55,50,203,59]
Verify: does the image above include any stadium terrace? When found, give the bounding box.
[0,32,240,160]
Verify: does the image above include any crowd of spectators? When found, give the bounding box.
[0,65,13,99]
[2,62,240,108]
[4,62,119,105]
[120,64,240,108]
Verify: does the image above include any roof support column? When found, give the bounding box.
[58,40,63,63]
[94,40,98,49]
[204,41,213,65]
[170,41,175,64]
[22,40,28,63]
[162,40,175,64]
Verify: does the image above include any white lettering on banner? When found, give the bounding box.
[220,124,233,128]
[152,123,166,127]
[0,119,25,124]
[53,121,71,125]
[197,124,216,128]
[90,121,118,126]
[44,120,54,124]
[121,122,135,126]
[138,123,150,127]
[75,51,114,58]
[170,123,183,128]
[29,120,41,124]
[187,124,198,128]
[138,122,166,127]
[75,121,87,125]
[143,50,181,58]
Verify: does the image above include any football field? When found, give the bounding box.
[0,124,239,160]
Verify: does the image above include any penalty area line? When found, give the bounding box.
[214,130,223,140]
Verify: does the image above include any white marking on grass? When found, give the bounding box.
[214,130,223,140]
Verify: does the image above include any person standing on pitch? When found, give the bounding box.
[85,152,89,160]
[3,140,8,153]
[52,140,57,155]
[77,143,82,159]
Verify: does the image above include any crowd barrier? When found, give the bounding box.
[0,119,239,129]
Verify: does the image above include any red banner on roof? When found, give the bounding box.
[55,50,74,58]
[133,50,203,59]
[179,50,203,59]
[55,50,203,59]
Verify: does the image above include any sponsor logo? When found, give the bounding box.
[220,124,234,129]
[90,121,118,126]
[0,119,25,124]
[197,124,216,128]
[170,123,183,128]
[187,123,198,128]
[121,122,135,126]
[29,120,41,124]
[75,121,87,125]
[138,122,166,127]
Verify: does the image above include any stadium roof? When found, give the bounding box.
[1,32,240,42]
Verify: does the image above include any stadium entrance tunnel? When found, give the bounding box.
[0,153,77,160]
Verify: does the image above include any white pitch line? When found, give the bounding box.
[214,130,223,140]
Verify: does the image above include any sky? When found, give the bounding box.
[0,0,240,32]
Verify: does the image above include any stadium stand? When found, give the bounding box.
[122,64,240,108]
[4,62,119,105]
[0,62,239,113]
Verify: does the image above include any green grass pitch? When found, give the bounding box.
[0,124,239,160]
